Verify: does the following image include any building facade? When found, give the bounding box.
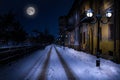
[59,0,120,63]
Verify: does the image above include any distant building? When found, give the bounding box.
[58,16,67,45]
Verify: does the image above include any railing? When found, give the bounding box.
[0,45,45,64]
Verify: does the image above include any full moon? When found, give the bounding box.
[26,6,36,16]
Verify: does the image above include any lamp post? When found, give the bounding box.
[86,8,112,67]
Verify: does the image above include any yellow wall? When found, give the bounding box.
[86,22,115,55]
[93,37,97,54]
[100,41,114,54]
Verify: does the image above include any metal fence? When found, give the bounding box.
[0,45,45,64]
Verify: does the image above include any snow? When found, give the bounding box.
[0,44,120,80]
[56,46,120,80]
[47,46,67,80]
[24,45,50,80]
[0,43,34,49]
[0,45,51,80]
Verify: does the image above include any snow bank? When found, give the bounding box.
[56,46,120,80]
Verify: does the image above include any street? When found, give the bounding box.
[0,45,120,80]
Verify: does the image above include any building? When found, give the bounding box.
[59,0,120,63]
[65,0,80,50]
[58,16,67,45]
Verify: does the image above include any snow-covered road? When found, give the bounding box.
[0,45,120,80]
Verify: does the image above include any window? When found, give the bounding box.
[80,33,82,43]
[83,32,85,44]
[109,24,114,40]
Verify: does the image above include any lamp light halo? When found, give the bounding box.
[106,12,112,18]
[86,9,93,17]
[87,12,93,17]
[106,8,112,18]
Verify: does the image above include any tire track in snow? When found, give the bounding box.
[24,46,51,80]
[54,46,77,80]
[23,52,44,80]
[38,46,52,80]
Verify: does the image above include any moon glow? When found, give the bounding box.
[26,6,35,16]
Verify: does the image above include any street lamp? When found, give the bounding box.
[86,8,112,67]
[86,9,94,17]
[106,9,112,18]
[86,8,112,23]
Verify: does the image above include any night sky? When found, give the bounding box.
[0,0,74,37]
